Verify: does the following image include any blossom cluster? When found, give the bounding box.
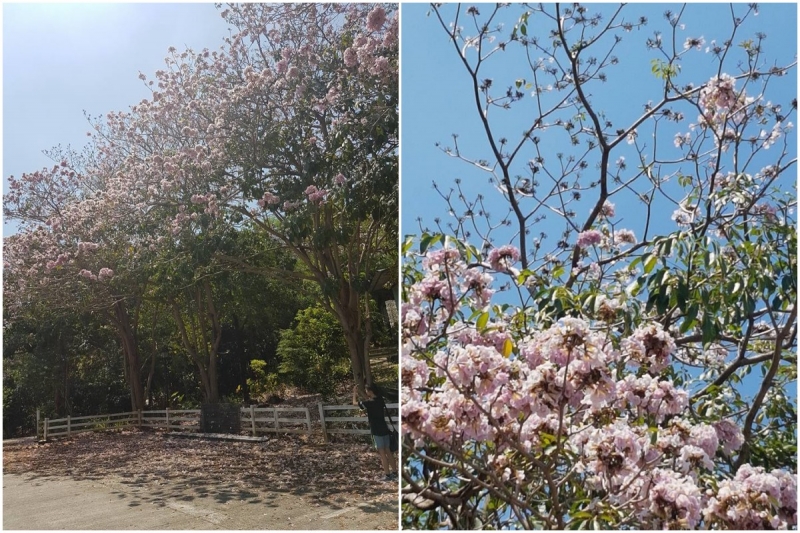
[402,243,796,529]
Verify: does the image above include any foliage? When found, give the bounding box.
[246,359,278,400]
[276,305,351,399]
[2,306,129,437]
[402,3,796,529]
[3,4,396,421]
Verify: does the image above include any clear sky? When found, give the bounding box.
[400,3,796,400]
[3,2,230,236]
[401,3,797,242]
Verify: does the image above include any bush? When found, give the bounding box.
[246,359,281,400]
[277,305,351,398]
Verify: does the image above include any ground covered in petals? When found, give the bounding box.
[4,429,397,529]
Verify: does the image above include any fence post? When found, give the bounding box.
[305,408,311,434]
[67,415,71,436]
[44,418,49,441]
[165,408,170,431]
[273,408,279,432]
[138,410,143,428]
[250,405,257,436]
[318,402,328,443]
[36,409,40,441]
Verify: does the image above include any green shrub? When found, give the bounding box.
[247,359,281,400]
[277,305,350,398]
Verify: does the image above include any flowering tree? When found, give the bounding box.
[89,3,398,396]
[4,149,161,411]
[402,3,796,529]
[5,3,397,407]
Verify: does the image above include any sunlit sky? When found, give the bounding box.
[400,3,797,400]
[401,3,797,241]
[3,2,230,236]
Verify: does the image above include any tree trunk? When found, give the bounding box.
[332,287,372,398]
[112,300,145,411]
[144,351,156,409]
[362,296,374,387]
[169,283,222,405]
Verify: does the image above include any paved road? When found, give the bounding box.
[4,472,397,530]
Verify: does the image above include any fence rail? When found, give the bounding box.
[241,406,312,435]
[40,411,140,440]
[317,402,399,443]
[140,409,201,432]
[36,401,396,442]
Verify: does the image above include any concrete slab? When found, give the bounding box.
[3,473,397,530]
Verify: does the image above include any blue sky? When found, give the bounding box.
[3,3,230,236]
[401,3,797,244]
[400,3,797,402]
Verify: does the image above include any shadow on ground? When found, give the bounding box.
[3,430,397,519]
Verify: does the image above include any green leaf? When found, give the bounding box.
[644,254,657,274]
[476,311,489,331]
[680,304,699,333]
[419,233,442,254]
[517,269,533,286]
[402,235,415,255]
[676,279,689,311]
[502,338,514,357]
[701,315,717,346]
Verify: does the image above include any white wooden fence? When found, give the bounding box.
[36,402,398,442]
[39,411,140,440]
[317,402,399,443]
[140,409,201,432]
[242,405,312,435]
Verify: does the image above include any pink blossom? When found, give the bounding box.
[79,269,97,281]
[587,262,601,280]
[421,248,460,271]
[614,229,636,245]
[77,242,100,254]
[671,208,693,226]
[713,419,744,455]
[370,56,390,76]
[683,36,705,50]
[334,173,346,185]
[646,468,703,529]
[705,465,797,529]
[600,200,615,218]
[576,230,602,248]
[689,423,719,459]
[621,322,675,374]
[461,267,494,305]
[700,73,738,112]
[343,47,358,68]
[486,245,520,272]
[366,5,387,32]
[275,59,288,75]
[308,189,328,203]
[616,374,688,421]
[257,192,280,208]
